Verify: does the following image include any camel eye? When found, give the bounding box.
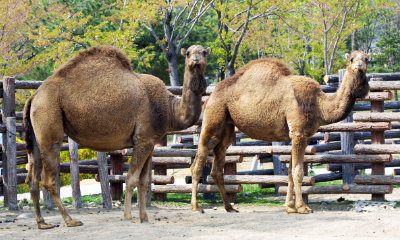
[186,51,190,57]
[365,58,369,63]
[350,57,354,62]
[203,50,208,55]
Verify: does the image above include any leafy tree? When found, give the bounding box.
[374,28,400,71]
[118,0,215,86]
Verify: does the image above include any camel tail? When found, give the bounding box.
[23,94,36,155]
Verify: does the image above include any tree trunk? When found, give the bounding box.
[352,29,357,51]
[225,60,236,78]
[167,51,180,86]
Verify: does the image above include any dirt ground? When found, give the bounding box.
[1,187,400,240]
[2,157,400,239]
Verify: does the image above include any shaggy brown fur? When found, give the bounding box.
[190,51,370,214]
[23,45,211,229]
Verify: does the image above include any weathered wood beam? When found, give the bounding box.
[354,112,400,122]
[354,144,400,154]
[318,122,391,132]
[327,160,400,172]
[355,175,400,185]
[206,175,314,185]
[280,154,392,164]
[123,146,316,157]
[151,184,242,193]
[278,185,392,195]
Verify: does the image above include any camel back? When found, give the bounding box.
[53,45,133,78]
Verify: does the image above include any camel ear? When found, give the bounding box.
[345,53,351,61]
[366,54,371,62]
[204,47,211,56]
[181,48,187,56]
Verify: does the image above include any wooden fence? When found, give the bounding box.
[1,71,400,210]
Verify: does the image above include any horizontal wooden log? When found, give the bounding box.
[0,173,27,185]
[355,175,400,185]
[314,131,400,142]
[0,157,28,167]
[103,175,174,184]
[394,169,400,175]
[354,101,400,111]
[205,155,243,164]
[17,168,27,174]
[326,91,393,101]
[152,157,192,165]
[369,81,400,90]
[354,112,400,122]
[0,123,24,133]
[358,91,393,101]
[256,154,273,163]
[318,122,391,132]
[59,165,102,174]
[165,85,215,96]
[320,85,338,93]
[169,125,240,135]
[0,112,23,121]
[280,154,392,164]
[354,144,400,154]
[151,184,243,193]
[123,146,315,157]
[314,142,341,152]
[206,175,315,185]
[325,73,400,84]
[237,169,274,175]
[278,185,393,195]
[313,171,359,183]
[327,160,400,171]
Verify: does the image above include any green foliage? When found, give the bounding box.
[374,28,400,71]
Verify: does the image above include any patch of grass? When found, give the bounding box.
[315,179,343,185]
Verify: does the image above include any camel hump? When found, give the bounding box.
[54,45,132,78]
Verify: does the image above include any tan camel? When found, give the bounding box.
[23,45,211,229]
[190,51,370,214]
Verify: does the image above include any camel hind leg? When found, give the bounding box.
[210,123,238,212]
[25,139,53,229]
[190,103,228,212]
[123,142,154,222]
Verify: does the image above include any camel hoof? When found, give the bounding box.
[66,220,83,227]
[192,208,205,213]
[124,215,133,221]
[286,207,297,214]
[297,206,313,214]
[226,207,239,213]
[38,222,54,230]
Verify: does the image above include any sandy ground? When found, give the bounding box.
[2,157,400,239]
[1,196,400,240]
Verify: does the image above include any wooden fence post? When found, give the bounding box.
[339,69,356,185]
[272,142,288,196]
[154,136,167,202]
[2,76,15,207]
[109,154,123,200]
[371,80,386,201]
[69,138,82,208]
[97,152,112,209]
[5,117,17,210]
[225,134,237,202]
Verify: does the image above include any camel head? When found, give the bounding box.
[345,50,370,73]
[181,45,211,71]
[181,45,211,95]
[345,50,370,99]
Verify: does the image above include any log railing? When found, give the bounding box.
[2,71,400,210]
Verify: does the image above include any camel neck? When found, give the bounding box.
[169,66,206,131]
[319,69,367,125]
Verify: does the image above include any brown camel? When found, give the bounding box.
[190,51,370,214]
[23,45,211,229]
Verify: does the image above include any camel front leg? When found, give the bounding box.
[285,160,296,213]
[291,135,312,214]
[123,142,154,221]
